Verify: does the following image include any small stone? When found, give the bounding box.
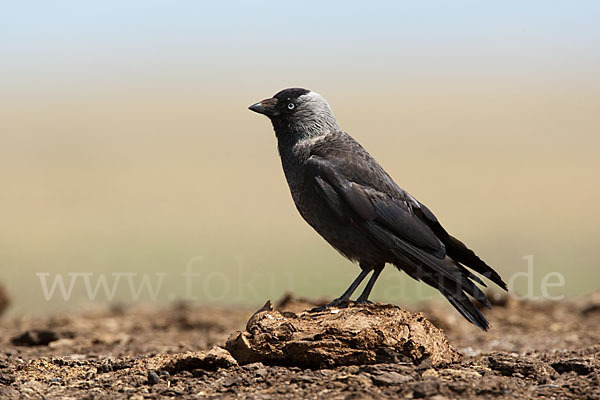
[370,371,412,386]
[421,368,439,378]
[444,368,482,379]
[460,347,479,357]
[161,346,237,374]
[551,359,594,375]
[411,380,441,398]
[0,373,15,385]
[147,370,159,385]
[222,376,240,387]
[488,353,552,383]
[255,368,268,378]
[291,374,317,383]
[11,330,59,346]
[242,362,264,371]
[48,338,75,348]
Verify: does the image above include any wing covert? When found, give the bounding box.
[306,155,446,259]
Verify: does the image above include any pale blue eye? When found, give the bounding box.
[288,103,295,110]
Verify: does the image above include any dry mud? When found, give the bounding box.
[1,292,599,399]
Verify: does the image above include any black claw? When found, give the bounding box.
[309,304,328,313]
[309,298,350,312]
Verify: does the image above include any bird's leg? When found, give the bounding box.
[332,268,371,304]
[310,268,371,312]
[356,265,384,303]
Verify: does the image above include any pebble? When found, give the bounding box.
[242,362,265,370]
[421,368,439,378]
[255,368,268,378]
[370,371,412,386]
[221,376,240,387]
[147,370,159,385]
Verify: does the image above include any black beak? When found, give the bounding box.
[248,97,278,117]
[248,102,268,114]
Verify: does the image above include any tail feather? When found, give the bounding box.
[364,220,493,330]
[444,292,490,330]
[415,204,507,291]
[446,236,507,291]
[400,263,491,330]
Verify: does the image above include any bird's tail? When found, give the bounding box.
[414,204,507,291]
[363,220,492,330]
[397,256,491,331]
[444,235,507,291]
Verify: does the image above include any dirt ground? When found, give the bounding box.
[0,291,599,399]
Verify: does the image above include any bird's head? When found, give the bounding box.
[249,88,339,139]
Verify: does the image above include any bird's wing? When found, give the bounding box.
[305,155,446,259]
[306,154,494,329]
[307,138,507,291]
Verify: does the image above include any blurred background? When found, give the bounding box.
[1,1,599,316]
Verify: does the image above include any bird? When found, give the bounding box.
[249,88,507,330]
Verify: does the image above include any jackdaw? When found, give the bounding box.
[249,88,507,330]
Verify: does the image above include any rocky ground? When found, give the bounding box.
[0,291,599,399]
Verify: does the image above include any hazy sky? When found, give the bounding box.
[1,2,599,314]
[2,1,599,90]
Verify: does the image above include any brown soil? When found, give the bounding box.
[1,292,599,399]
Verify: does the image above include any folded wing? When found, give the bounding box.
[305,154,506,330]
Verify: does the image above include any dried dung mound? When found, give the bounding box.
[226,301,461,368]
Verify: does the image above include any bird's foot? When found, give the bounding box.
[309,297,350,312]
[355,299,374,305]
